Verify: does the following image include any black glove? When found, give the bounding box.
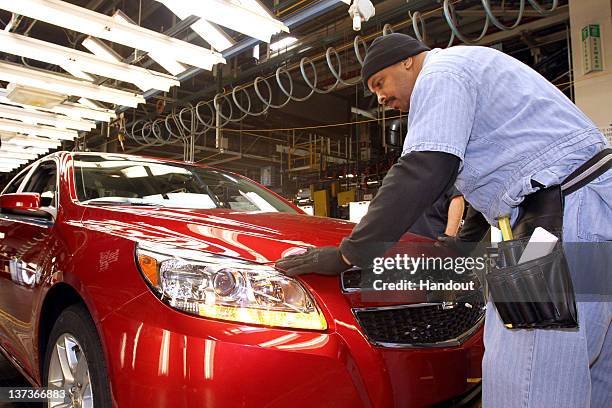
[275,246,351,277]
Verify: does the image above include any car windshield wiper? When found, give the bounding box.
[82,198,161,207]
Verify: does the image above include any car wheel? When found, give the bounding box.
[43,304,112,408]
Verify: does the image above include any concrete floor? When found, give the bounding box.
[0,354,41,408]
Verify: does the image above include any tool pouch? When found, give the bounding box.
[485,187,578,329]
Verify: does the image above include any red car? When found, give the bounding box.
[0,152,484,407]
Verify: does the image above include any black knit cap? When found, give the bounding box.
[361,33,430,89]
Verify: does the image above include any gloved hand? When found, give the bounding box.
[435,234,477,257]
[275,246,352,277]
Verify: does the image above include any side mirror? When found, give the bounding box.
[0,193,41,211]
[0,193,55,220]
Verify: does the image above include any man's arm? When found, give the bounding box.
[275,151,460,276]
[339,151,460,268]
[444,195,465,236]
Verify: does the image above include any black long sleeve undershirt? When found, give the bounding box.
[340,151,460,267]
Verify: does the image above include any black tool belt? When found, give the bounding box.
[486,148,612,329]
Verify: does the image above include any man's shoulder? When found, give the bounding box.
[420,46,512,86]
[425,46,498,70]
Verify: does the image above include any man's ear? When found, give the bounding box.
[402,57,413,70]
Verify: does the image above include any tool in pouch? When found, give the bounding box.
[486,208,578,330]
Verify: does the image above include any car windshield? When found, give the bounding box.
[72,154,297,213]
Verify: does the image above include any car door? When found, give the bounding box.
[0,167,33,350]
[0,159,58,375]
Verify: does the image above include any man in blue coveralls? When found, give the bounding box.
[276,33,611,407]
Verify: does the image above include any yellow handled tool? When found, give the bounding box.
[498,216,513,241]
[497,215,514,329]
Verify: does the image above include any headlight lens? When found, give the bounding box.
[135,244,327,330]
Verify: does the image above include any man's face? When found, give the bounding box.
[367,59,417,112]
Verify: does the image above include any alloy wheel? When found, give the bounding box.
[47,333,93,408]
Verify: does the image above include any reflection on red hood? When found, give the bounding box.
[80,207,365,263]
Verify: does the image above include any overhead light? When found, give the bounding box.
[147,52,189,76]
[0,31,179,93]
[348,0,375,31]
[160,3,235,51]
[61,65,95,81]
[155,0,289,43]
[0,60,145,107]
[0,0,225,70]
[0,103,96,131]
[108,12,191,76]
[81,37,123,62]
[240,0,278,18]
[0,157,27,166]
[1,134,62,149]
[80,36,176,91]
[0,151,40,160]
[0,88,115,123]
[190,21,235,52]
[5,83,67,108]
[1,144,48,155]
[54,102,116,122]
[269,36,298,52]
[0,118,78,140]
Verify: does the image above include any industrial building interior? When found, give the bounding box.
[0,0,611,407]
[2,0,603,218]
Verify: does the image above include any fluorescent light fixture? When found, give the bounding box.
[0,60,145,107]
[5,83,67,108]
[0,88,114,123]
[160,3,235,51]
[0,30,178,93]
[0,158,27,166]
[0,118,78,140]
[147,52,189,76]
[0,151,40,160]
[269,36,298,51]
[54,102,116,122]
[81,37,123,62]
[0,0,225,70]
[0,103,96,131]
[1,134,61,149]
[80,36,172,91]
[61,65,95,81]
[78,98,104,110]
[1,144,48,155]
[155,0,289,43]
[190,21,235,52]
[240,0,278,18]
[108,12,191,76]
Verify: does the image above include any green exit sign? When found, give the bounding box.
[582,24,600,40]
[582,24,603,74]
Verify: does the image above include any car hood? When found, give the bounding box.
[80,207,363,263]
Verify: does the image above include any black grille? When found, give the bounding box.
[354,302,485,346]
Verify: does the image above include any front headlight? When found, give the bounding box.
[135,244,327,330]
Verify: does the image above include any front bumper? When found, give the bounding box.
[99,288,483,408]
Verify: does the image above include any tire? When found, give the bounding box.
[42,304,112,408]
